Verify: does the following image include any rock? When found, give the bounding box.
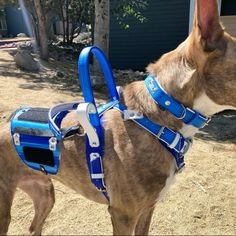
[113,69,145,83]
[17,33,27,38]
[193,210,204,219]
[8,50,18,56]
[17,41,32,52]
[14,50,39,72]
[56,71,64,78]
[73,32,91,44]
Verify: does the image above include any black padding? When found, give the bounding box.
[14,127,54,137]
[18,108,49,123]
[23,147,55,167]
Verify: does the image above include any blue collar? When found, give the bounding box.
[144,75,211,129]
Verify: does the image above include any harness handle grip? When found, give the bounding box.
[78,46,119,104]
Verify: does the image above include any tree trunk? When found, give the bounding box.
[45,11,55,41]
[93,0,110,73]
[59,0,66,43]
[33,0,49,60]
[65,0,70,44]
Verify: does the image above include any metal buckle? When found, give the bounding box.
[49,137,57,151]
[157,127,165,139]
[168,132,181,149]
[90,153,107,190]
[91,173,104,179]
[40,165,48,175]
[180,138,192,155]
[200,117,211,129]
[177,163,185,172]
[176,105,187,120]
[98,188,107,192]
[123,110,143,121]
[13,133,20,146]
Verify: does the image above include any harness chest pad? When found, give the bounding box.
[10,107,60,174]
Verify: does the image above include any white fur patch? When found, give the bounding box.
[193,93,236,116]
[179,125,199,138]
[179,92,236,138]
[156,162,176,202]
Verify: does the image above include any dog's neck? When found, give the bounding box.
[123,41,235,138]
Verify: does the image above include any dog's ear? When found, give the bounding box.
[192,0,224,51]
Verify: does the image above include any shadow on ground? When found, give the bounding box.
[0,56,108,100]
[196,110,236,143]
[1,51,235,143]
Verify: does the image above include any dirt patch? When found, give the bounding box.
[0,51,235,235]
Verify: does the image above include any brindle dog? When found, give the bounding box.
[0,0,236,235]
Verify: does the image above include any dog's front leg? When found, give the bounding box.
[108,206,138,235]
[134,207,155,236]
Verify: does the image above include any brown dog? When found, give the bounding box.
[0,0,236,235]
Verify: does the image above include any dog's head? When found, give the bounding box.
[147,0,236,116]
[188,0,236,110]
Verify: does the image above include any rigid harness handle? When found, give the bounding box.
[76,46,119,200]
[78,46,119,104]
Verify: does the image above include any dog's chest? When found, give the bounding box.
[156,162,176,202]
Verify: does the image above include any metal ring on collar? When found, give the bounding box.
[176,105,187,119]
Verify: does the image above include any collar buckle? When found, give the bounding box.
[176,105,187,120]
[200,117,211,129]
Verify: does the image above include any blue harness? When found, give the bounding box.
[10,46,210,202]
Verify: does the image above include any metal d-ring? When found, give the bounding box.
[176,105,186,120]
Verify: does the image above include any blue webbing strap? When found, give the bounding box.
[78,46,120,201]
[47,47,194,200]
[145,75,210,129]
[114,103,187,170]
